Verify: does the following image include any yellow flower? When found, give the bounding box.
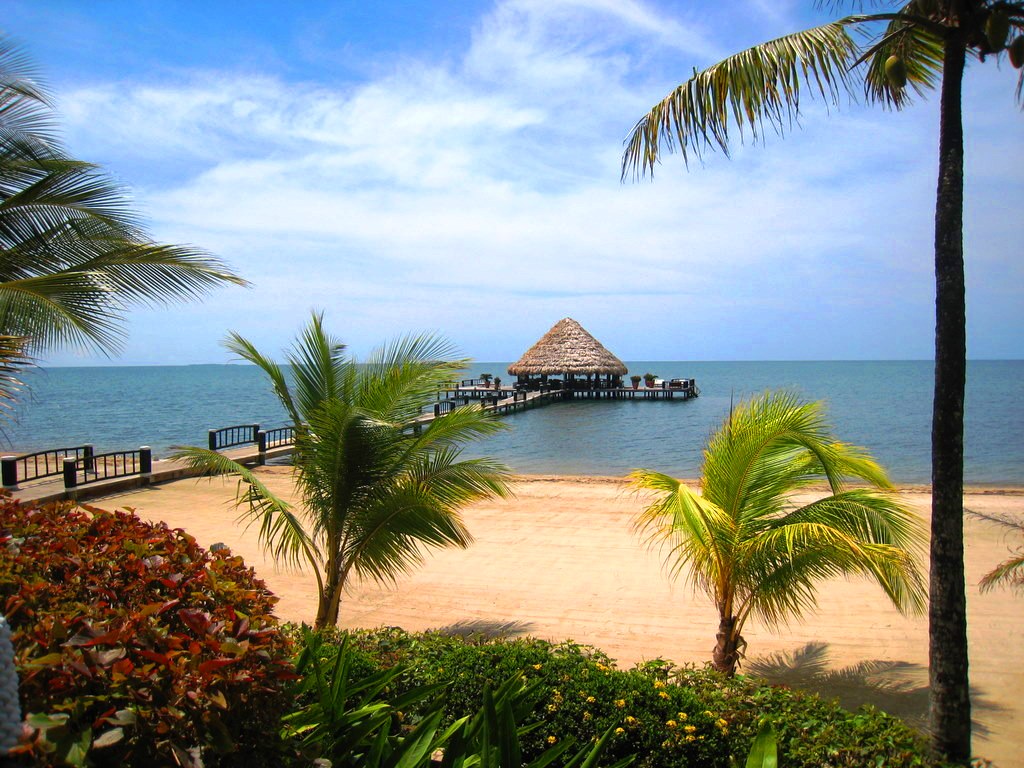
[653,680,667,689]
[685,734,696,743]
[677,712,688,720]
[547,736,557,745]
[661,739,672,749]
[615,699,626,708]
[586,696,596,704]
[658,691,669,699]
[666,720,677,728]
[625,716,638,726]
[596,663,609,672]
[703,710,714,717]
[583,712,593,721]
[546,704,558,713]
[614,727,625,735]
[684,724,697,734]
[532,663,542,670]
[716,718,729,729]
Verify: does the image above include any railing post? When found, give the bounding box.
[140,446,152,475]
[83,445,95,472]
[63,457,78,489]
[208,429,218,451]
[252,424,260,444]
[256,430,267,466]
[1,456,17,488]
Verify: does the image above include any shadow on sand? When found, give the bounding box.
[746,641,1001,736]
[430,619,537,641]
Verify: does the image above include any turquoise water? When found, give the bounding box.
[6,360,1022,484]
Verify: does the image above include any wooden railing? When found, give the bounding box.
[2,445,94,487]
[257,426,295,452]
[208,424,261,450]
[62,447,151,489]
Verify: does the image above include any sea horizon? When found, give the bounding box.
[7,359,1023,486]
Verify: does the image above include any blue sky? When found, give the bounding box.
[4,0,1022,364]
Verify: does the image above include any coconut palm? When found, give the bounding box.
[969,510,1024,592]
[0,34,247,364]
[621,4,1022,759]
[175,313,513,629]
[630,391,926,679]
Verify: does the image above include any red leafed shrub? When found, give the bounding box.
[0,494,295,767]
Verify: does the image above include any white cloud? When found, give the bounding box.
[42,0,1024,365]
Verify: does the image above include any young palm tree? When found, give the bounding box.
[175,313,513,629]
[0,35,247,361]
[630,391,926,678]
[621,4,1022,759]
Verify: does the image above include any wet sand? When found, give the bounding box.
[107,470,1024,767]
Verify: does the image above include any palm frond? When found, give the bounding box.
[622,19,861,176]
[0,334,30,421]
[860,7,946,107]
[169,446,318,577]
[286,310,347,419]
[223,330,303,427]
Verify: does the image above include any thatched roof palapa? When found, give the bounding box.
[508,318,627,376]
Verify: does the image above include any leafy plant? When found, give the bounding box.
[630,391,926,676]
[283,627,633,768]
[174,313,513,629]
[620,3,1024,758]
[0,495,294,767]
[969,510,1024,593]
[341,627,943,768]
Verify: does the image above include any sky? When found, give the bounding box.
[3,0,1022,365]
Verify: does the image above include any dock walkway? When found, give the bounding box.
[8,382,695,506]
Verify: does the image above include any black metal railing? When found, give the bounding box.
[2,445,94,487]
[62,447,152,489]
[257,426,295,452]
[208,424,260,450]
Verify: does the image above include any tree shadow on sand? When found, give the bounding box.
[429,619,536,641]
[746,642,1001,736]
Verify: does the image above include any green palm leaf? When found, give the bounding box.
[631,391,926,675]
[181,314,512,629]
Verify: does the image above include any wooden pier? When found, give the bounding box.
[5,378,697,503]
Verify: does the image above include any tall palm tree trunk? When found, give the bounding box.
[929,31,971,764]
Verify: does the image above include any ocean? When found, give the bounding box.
[6,360,1023,485]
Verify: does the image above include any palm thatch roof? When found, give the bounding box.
[508,318,627,376]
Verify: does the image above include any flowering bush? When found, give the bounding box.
[342,628,945,768]
[0,495,295,767]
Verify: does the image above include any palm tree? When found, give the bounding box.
[0,34,247,364]
[969,510,1024,592]
[621,4,1022,760]
[175,313,513,629]
[630,391,926,678]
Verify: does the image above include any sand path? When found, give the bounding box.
[107,470,1024,767]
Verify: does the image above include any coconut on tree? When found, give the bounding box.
[630,391,927,678]
[621,3,1022,761]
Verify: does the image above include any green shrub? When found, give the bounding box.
[0,495,295,767]
[343,628,946,768]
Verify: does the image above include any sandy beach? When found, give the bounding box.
[105,470,1024,767]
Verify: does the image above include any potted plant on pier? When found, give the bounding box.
[493,376,502,390]
[630,375,641,390]
[643,372,656,388]
[480,373,493,388]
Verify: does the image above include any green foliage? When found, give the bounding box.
[282,627,632,768]
[0,35,247,357]
[337,628,945,768]
[0,494,295,767]
[631,391,926,675]
[174,313,512,630]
